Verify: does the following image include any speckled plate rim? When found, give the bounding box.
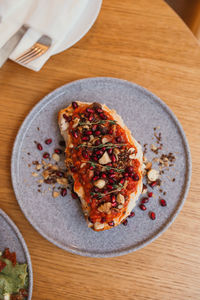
[11,77,192,257]
[0,209,33,298]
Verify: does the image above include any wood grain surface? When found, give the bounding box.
[0,0,200,299]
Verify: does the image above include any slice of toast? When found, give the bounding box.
[58,101,143,231]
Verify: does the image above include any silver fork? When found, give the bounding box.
[16,35,52,64]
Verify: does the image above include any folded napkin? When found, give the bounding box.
[0,0,89,71]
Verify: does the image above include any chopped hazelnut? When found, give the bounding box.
[53,191,59,198]
[94,179,106,189]
[52,153,60,162]
[98,202,111,213]
[117,193,125,204]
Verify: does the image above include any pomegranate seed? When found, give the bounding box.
[96,150,103,155]
[107,148,113,155]
[101,217,106,223]
[82,136,90,141]
[94,130,101,136]
[101,173,107,179]
[85,130,92,136]
[108,129,113,135]
[99,113,107,120]
[108,173,116,178]
[150,211,156,220]
[88,114,94,121]
[71,192,78,199]
[70,166,77,172]
[111,194,116,203]
[86,108,94,113]
[72,101,78,109]
[63,114,72,122]
[140,204,147,211]
[93,176,99,181]
[148,192,153,197]
[141,198,149,204]
[45,138,52,145]
[119,178,124,185]
[56,171,64,177]
[92,124,97,132]
[108,221,114,226]
[54,148,62,154]
[107,163,112,166]
[101,147,106,152]
[108,169,114,174]
[150,181,157,188]
[122,219,128,226]
[43,152,50,159]
[59,140,65,147]
[160,199,167,207]
[107,184,113,190]
[111,154,116,163]
[61,188,67,197]
[109,179,115,184]
[132,173,139,181]
[116,136,121,143]
[96,107,103,113]
[95,139,101,146]
[82,150,89,159]
[128,211,135,218]
[89,166,94,170]
[72,131,78,138]
[125,166,133,173]
[112,202,117,207]
[92,156,98,162]
[124,172,129,177]
[37,143,43,151]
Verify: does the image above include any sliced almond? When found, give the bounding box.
[98,151,111,165]
[147,169,159,182]
[69,144,74,148]
[98,202,111,213]
[94,179,106,189]
[52,153,60,162]
[117,193,125,204]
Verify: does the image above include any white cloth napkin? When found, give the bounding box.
[0,0,89,71]
[0,0,29,22]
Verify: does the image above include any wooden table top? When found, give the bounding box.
[0,0,200,299]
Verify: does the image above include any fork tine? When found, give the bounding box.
[16,47,35,61]
[17,48,42,63]
[20,49,45,64]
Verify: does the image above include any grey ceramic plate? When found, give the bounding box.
[11,77,191,257]
[0,209,33,299]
